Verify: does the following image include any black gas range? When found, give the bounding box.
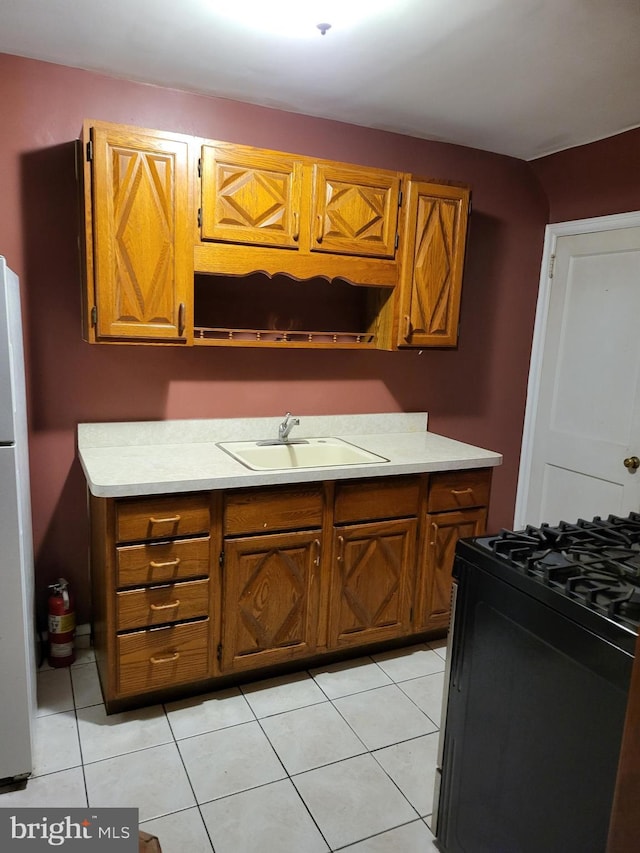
[434,514,638,853]
[473,513,640,649]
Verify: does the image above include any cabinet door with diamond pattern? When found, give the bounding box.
[329,518,416,648]
[200,144,303,249]
[420,507,487,630]
[398,181,470,347]
[311,164,401,258]
[220,529,321,672]
[89,125,192,341]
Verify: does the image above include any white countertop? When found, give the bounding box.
[77,413,502,498]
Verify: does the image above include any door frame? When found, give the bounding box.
[514,210,640,529]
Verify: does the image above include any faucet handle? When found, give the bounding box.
[279,412,299,441]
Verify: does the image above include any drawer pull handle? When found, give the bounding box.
[149,558,181,569]
[149,515,181,524]
[430,522,438,547]
[292,211,300,241]
[313,538,321,567]
[451,489,473,503]
[316,213,324,243]
[149,651,180,664]
[149,600,181,611]
[404,314,412,340]
[178,302,186,337]
[337,535,345,563]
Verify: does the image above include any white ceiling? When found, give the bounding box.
[1,0,639,160]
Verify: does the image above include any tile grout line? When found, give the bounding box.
[252,710,334,852]
[395,679,442,730]
[318,667,440,830]
[324,685,430,822]
[159,701,217,852]
[368,737,434,822]
[47,650,446,848]
[68,669,90,808]
[244,665,438,849]
[331,817,432,852]
[323,678,440,752]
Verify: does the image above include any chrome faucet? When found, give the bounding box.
[278,412,300,442]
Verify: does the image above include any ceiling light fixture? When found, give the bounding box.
[210,0,395,38]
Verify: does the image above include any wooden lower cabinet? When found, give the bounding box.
[117,619,210,696]
[219,530,321,672]
[116,537,210,588]
[419,508,487,630]
[89,469,492,710]
[414,468,492,631]
[89,491,216,711]
[116,578,210,631]
[329,518,417,648]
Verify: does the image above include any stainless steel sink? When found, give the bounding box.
[217,437,389,471]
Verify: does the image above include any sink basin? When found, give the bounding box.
[218,437,389,471]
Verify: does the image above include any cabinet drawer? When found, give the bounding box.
[116,579,210,631]
[427,469,492,512]
[116,494,210,543]
[224,485,323,535]
[334,476,421,523]
[116,537,210,588]
[116,619,210,696]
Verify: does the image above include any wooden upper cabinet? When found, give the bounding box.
[78,120,472,349]
[194,140,402,292]
[397,181,470,348]
[199,146,401,260]
[82,122,193,342]
[311,164,401,258]
[200,144,303,249]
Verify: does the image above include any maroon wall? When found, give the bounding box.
[531,127,640,223]
[0,53,548,624]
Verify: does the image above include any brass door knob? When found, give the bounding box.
[623,456,640,471]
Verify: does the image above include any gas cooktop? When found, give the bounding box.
[472,513,640,632]
[442,513,636,853]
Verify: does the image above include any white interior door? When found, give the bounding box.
[516,214,640,528]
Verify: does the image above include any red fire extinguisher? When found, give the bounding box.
[47,578,76,667]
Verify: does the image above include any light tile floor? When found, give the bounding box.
[1,635,447,853]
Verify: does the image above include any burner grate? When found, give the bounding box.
[480,513,640,628]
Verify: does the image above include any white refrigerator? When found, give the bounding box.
[0,256,35,783]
